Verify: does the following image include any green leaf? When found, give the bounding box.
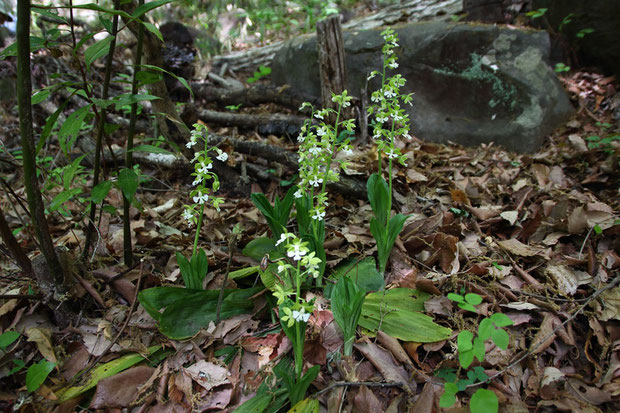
[478,318,493,341]
[62,154,87,190]
[9,359,26,375]
[325,257,384,299]
[176,252,194,289]
[376,213,407,272]
[32,90,50,105]
[139,287,203,321]
[58,105,91,156]
[100,16,113,34]
[49,188,82,212]
[132,0,175,18]
[439,382,458,408]
[229,266,260,280]
[439,391,456,408]
[251,188,295,240]
[251,193,280,237]
[473,337,486,363]
[38,98,70,154]
[158,288,261,339]
[490,313,513,328]
[91,181,112,203]
[0,36,46,59]
[459,348,474,369]
[331,276,365,356]
[288,366,320,407]
[113,93,160,110]
[242,237,276,261]
[56,345,161,401]
[0,331,20,349]
[457,331,473,352]
[136,70,163,85]
[189,249,209,290]
[458,302,478,313]
[491,329,510,350]
[367,173,390,226]
[289,397,319,413]
[117,168,139,202]
[141,22,164,42]
[593,224,602,235]
[471,366,488,382]
[26,360,56,392]
[141,64,193,98]
[260,260,293,293]
[359,288,451,342]
[447,293,464,303]
[465,293,482,306]
[470,389,498,413]
[84,36,114,71]
[232,391,273,413]
[294,193,312,235]
[32,7,69,25]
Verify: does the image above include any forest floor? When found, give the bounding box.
[0,4,619,412]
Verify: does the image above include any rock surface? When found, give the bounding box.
[272,21,574,152]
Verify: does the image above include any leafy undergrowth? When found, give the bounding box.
[1,56,619,413]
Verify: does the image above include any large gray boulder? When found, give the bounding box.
[271,21,574,152]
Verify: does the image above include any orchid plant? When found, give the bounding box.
[294,92,355,285]
[366,28,412,274]
[271,231,321,405]
[178,123,228,289]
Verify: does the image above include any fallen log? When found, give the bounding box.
[210,0,461,73]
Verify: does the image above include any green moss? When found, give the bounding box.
[434,53,517,110]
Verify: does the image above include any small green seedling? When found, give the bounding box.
[449,207,470,218]
[526,8,547,19]
[447,291,482,313]
[0,331,56,392]
[331,276,365,356]
[440,292,514,413]
[225,104,242,111]
[247,65,271,84]
[586,134,619,153]
[554,63,570,73]
[576,28,594,38]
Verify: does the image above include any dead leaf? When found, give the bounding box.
[408,382,437,413]
[545,264,592,296]
[595,287,620,321]
[25,328,56,363]
[500,210,519,226]
[530,313,560,355]
[354,338,411,388]
[353,385,384,413]
[184,360,230,392]
[540,367,565,400]
[498,238,546,258]
[377,331,413,367]
[531,163,550,187]
[90,366,155,409]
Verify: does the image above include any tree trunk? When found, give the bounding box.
[17,0,74,327]
[317,15,347,113]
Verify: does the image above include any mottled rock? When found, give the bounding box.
[272,21,574,152]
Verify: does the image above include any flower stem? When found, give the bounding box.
[319,101,342,197]
[387,122,396,214]
[192,203,205,256]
